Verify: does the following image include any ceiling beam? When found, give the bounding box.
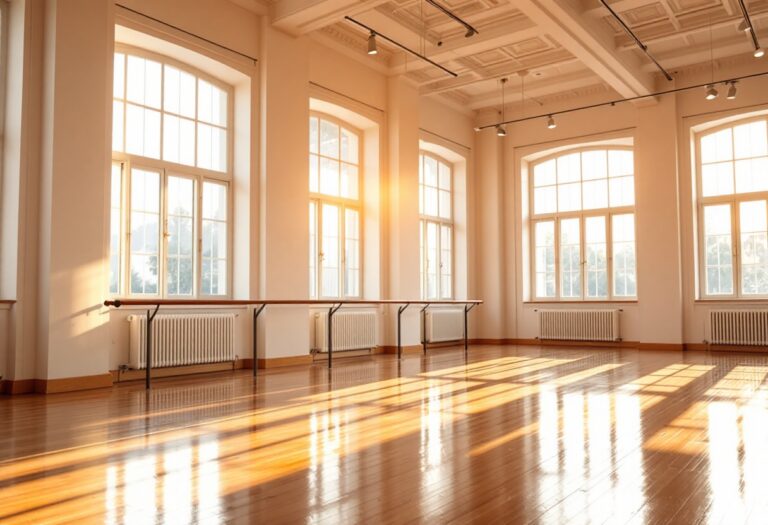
[514,0,656,97]
[271,0,389,35]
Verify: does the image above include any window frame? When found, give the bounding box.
[419,151,454,300]
[109,45,234,299]
[528,145,637,302]
[695,116,768,300]
[309,112,364,300]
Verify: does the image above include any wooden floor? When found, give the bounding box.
[2,345,768,524]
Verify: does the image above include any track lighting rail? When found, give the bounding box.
[425,0,479,38]
[598,0,673,82]
[736,0,764,56]
[345,16,458,77]
[476,70,768,132]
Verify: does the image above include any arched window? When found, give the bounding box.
[308,114,362,299]
[530,147,636,300]
[419,152,453,299]
[109,47,232,298]
[695,117,768,298]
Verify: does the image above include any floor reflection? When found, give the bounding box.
[2,346,768,523]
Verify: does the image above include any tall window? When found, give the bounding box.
[309,115,361,299]
[109,47,231,297]
[696,117,768,298]
[419,153,453,299]
[530,147,636,300]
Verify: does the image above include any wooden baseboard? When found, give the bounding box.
[637,343,685,351]
[256,355,314,368]
[112,360,246,382]
[379,345,423,355]
[0,379,36,395]
[692,343,768,353]
[35,373,113,394]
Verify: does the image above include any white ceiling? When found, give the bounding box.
[259,0,768,111]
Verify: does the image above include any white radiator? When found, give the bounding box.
[128,313,236,369]
[709,310,768,346]
[314,311,376,352]
[538,309,620,342]
[423,309,465,343]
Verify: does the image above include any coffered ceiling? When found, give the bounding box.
[264,0,768,111]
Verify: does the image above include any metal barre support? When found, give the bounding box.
[464,303,477,358]
[327,303,342,369]
[252,304,267,378]
[397,303,410,360]
[420,304,430,355]
[145,304,160,389]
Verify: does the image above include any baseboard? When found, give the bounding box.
[379,345,423,355]
[0,379,36,395]
[693,343,768,353]
[256,355,314,368]
[35,373,113,394]
[112,360,246,382]
[637,343,685,351]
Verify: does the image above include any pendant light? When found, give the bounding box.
[497,77,508,137]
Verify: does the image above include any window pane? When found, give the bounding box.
[534,186,557,215]
[345,209,360,297]
[557,153,580,183]
[735,158,768,194]
[439,189,451,220]
[440,225,452,299]
[309,202,317,299]
[340,127,358,164]
[420,220,425,298]
[612,214,637,297]
[581,150,607,181]
[534,159,556,187]
[701,162,734,197]
[560,218,581,298]
[534,221,555,298]
[701,128,733,164]
[585,216,607,298]
[608,150,633,177]
[424,186,438,217]
[733,121,768,160]
[309,154,319,193]
[164,65,196,118]
[439,162,451,191]
[320,119,339,159]
[341,164,358,200]
[558,182,581,212]
[582,179,608,210]
[740,200,768,295]
[319,157,340,197]
[109,164,122,294]
[309,117,319,155]
[423,156,438,187]
[198,79,227,127]
[321,204,340,297]
[163,114,195,166]
[202,182,228,296]
[197,123,227,172]
[126,55,161,109]
[112,101,124,152]
[129,169,160,295]
[609,176,635,207]
[113,53,125,99]
[426,221,438,300]
[125,104,161,159]
[703,205,733,295]
[166,176,195,296]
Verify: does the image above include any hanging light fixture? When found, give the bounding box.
[497,77,508,138]
[726,81,738,99]
[705,17,717,100]
[738,20,750,32]
[367,31,378,55]
[755,48,765,58]
[547,115,557,129]
[496,125,507,137]
[705,84,719,100]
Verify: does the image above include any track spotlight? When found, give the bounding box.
[496,125,506,137]
[473,126,481,132]
[465,28,477,38]
[738,20,750,32]
[726,81,737,100]
[367,32,378,55]
[705,84,718,100]
[755,47,765,58]
[547,115,557,129]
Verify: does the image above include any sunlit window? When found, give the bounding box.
[419,153,453,299]
[530,147,636,300]
[697,118,768,298]
[109,47,231,297]
[309,115,361,299]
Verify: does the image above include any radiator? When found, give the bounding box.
[538,309,620,342]
[314,311,376,352]
[709,310,768,346]
[128,313,236,369]
[423,309,465,343]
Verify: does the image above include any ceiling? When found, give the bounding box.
[265,0,768,112]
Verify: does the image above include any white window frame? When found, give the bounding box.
[529,146,637,302]
[109,45,234,299]
[309,112,363,300]
[695,116,768,300]
[419,152,454,300]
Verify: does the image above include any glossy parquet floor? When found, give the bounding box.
[2,345,768,524]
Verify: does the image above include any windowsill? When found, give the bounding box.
[523,300,638,305]
[695,299,768,304]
